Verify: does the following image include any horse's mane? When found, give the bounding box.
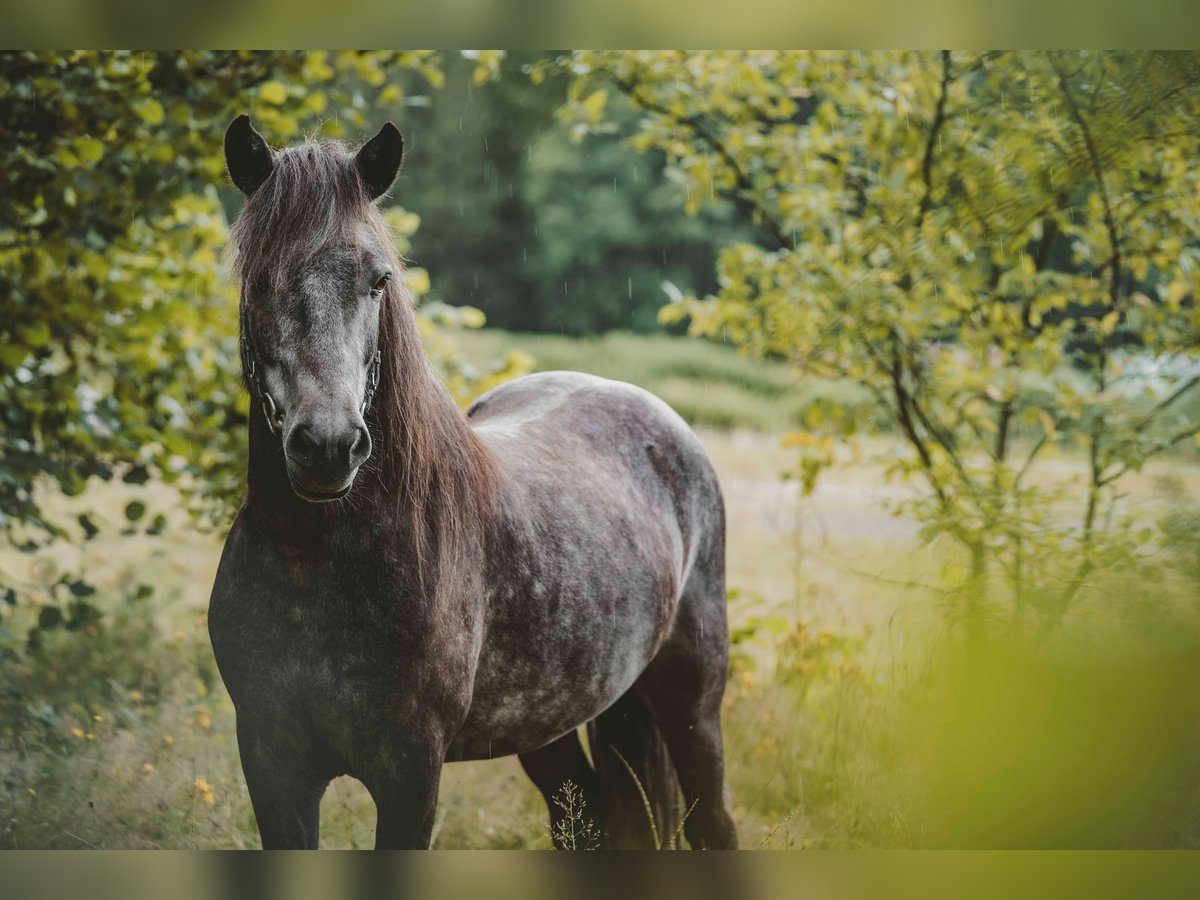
[229,137,498,598]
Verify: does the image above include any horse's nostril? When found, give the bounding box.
[287,423,318,467]
[347,425,371,467]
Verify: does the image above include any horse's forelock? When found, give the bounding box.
[230,140,375,294]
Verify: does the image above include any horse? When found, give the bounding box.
[208,115,738,849]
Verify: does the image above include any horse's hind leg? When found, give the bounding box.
[636,559,738,849]
[519,730,605,849]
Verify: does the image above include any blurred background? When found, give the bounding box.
[3,50,1200,849]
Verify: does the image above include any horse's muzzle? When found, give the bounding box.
[284,418,370,502]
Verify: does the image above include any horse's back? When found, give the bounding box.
[470,369,721,548]
[470,370,711,474]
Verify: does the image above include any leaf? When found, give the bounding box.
[67,579,96,598]
[122,465,151,485]
[125,500,146,522]
[79,513,100,542]
[259,81,288,105]
[1037,410,1057,440]
[74,137,104,164]
[135,98,165,125]
[581,89,608,122]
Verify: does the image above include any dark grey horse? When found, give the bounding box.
[208,116,737,849]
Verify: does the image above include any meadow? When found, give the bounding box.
[2,330,1200,850]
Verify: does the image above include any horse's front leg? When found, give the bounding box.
[237,718,329,849]
[364,744,445,849]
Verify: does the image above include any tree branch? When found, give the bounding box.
[606,70,792,250]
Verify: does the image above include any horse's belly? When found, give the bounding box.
[447,612,665,761]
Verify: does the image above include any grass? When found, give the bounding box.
[3,331,1200,849]
[452,329,873,433]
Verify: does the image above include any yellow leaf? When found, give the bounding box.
[135,98,165,125]
[259,81,288,105]
[303,91,327,114]
[1037,410,1057,440]
[405,267,431,296]
[457,305,486,329]
[582,89,608,121]
[781,431,816,449]
[74,137,104,165]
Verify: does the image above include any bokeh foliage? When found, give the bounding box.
[395,51,737,335]
[0,51,459,545]
[560,51,1200,621]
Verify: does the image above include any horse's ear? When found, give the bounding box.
[224,115,274,196]
[355,122,405,201]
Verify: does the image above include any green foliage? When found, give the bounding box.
[0,50,445,548]
[396,52,737,335]
[520,92,745,334]
[562,51,1200,621]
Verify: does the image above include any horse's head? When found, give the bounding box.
[225,115,405,503]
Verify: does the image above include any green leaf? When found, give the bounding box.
[37,606,63,629]
[67,578,96,598]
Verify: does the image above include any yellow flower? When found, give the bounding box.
[71,727,85,739]
[142,763,155,776]
[162,734,175,746]
[194,778,216,805]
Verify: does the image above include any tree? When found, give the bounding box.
[0,50,477,551]
[394,52,740,335]
[561,51,1200,623]
[520,90,745,334]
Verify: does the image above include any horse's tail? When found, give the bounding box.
[588,690,682,849]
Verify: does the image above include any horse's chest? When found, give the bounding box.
[212,551,402,702]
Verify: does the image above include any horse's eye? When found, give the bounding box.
[370,272,391,297]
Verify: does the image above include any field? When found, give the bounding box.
[3,331,1200,849]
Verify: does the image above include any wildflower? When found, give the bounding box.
[162,734,175,746]
[71,727,85,739]
[142,763,155,776]
[194,778,216,805]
